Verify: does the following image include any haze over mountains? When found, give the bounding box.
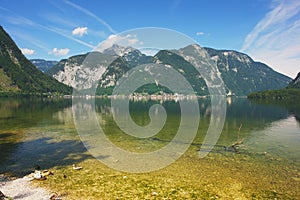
[30,59,58,72]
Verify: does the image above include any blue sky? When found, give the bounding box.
[0,0,299,77]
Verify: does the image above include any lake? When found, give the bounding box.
[0,97,299,199]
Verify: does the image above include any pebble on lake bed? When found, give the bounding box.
[72,164,83,170]
[151,191,158,196]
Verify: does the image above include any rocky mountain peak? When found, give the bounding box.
[102,44,140,57]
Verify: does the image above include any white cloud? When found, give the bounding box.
[21,48,35,55]
[72,26,88,37]
[241,0,300,77]
[1,6,94,49]
[51,48,70,56]
[196,32,204,36]
[47,26,94,48]
[95,34,142,52]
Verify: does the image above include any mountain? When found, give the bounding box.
[98,45,154,94]
[30,59,58,72]
[47,45,153,91]
[0,26,71,95]
[102,44,137,56]
[203,47,291,95]
[151,49,208,95]
[287,72,300,89]
[98,45,290,95]
[46,54,88,89]
[47,54,87,77]
[46,51,121,90]
[48,44,291,96]
[248,72,300,100]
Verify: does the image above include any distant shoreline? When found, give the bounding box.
[0,92,69,98]
[247,88,300,101]
[0,92,248,101]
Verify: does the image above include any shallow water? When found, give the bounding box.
[0,97,299,198]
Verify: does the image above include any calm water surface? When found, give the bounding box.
[0,97,299,198]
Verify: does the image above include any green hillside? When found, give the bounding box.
[0,26,72,95]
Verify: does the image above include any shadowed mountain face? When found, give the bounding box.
[0,26,71,94]
[30,59,58,72]
[48,44,291,96]
[288,72,300,89]
[203,48,291,95]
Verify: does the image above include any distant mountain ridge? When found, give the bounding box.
[0,26,71,94]
[30,59,58,72]
[48,44,291,96]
